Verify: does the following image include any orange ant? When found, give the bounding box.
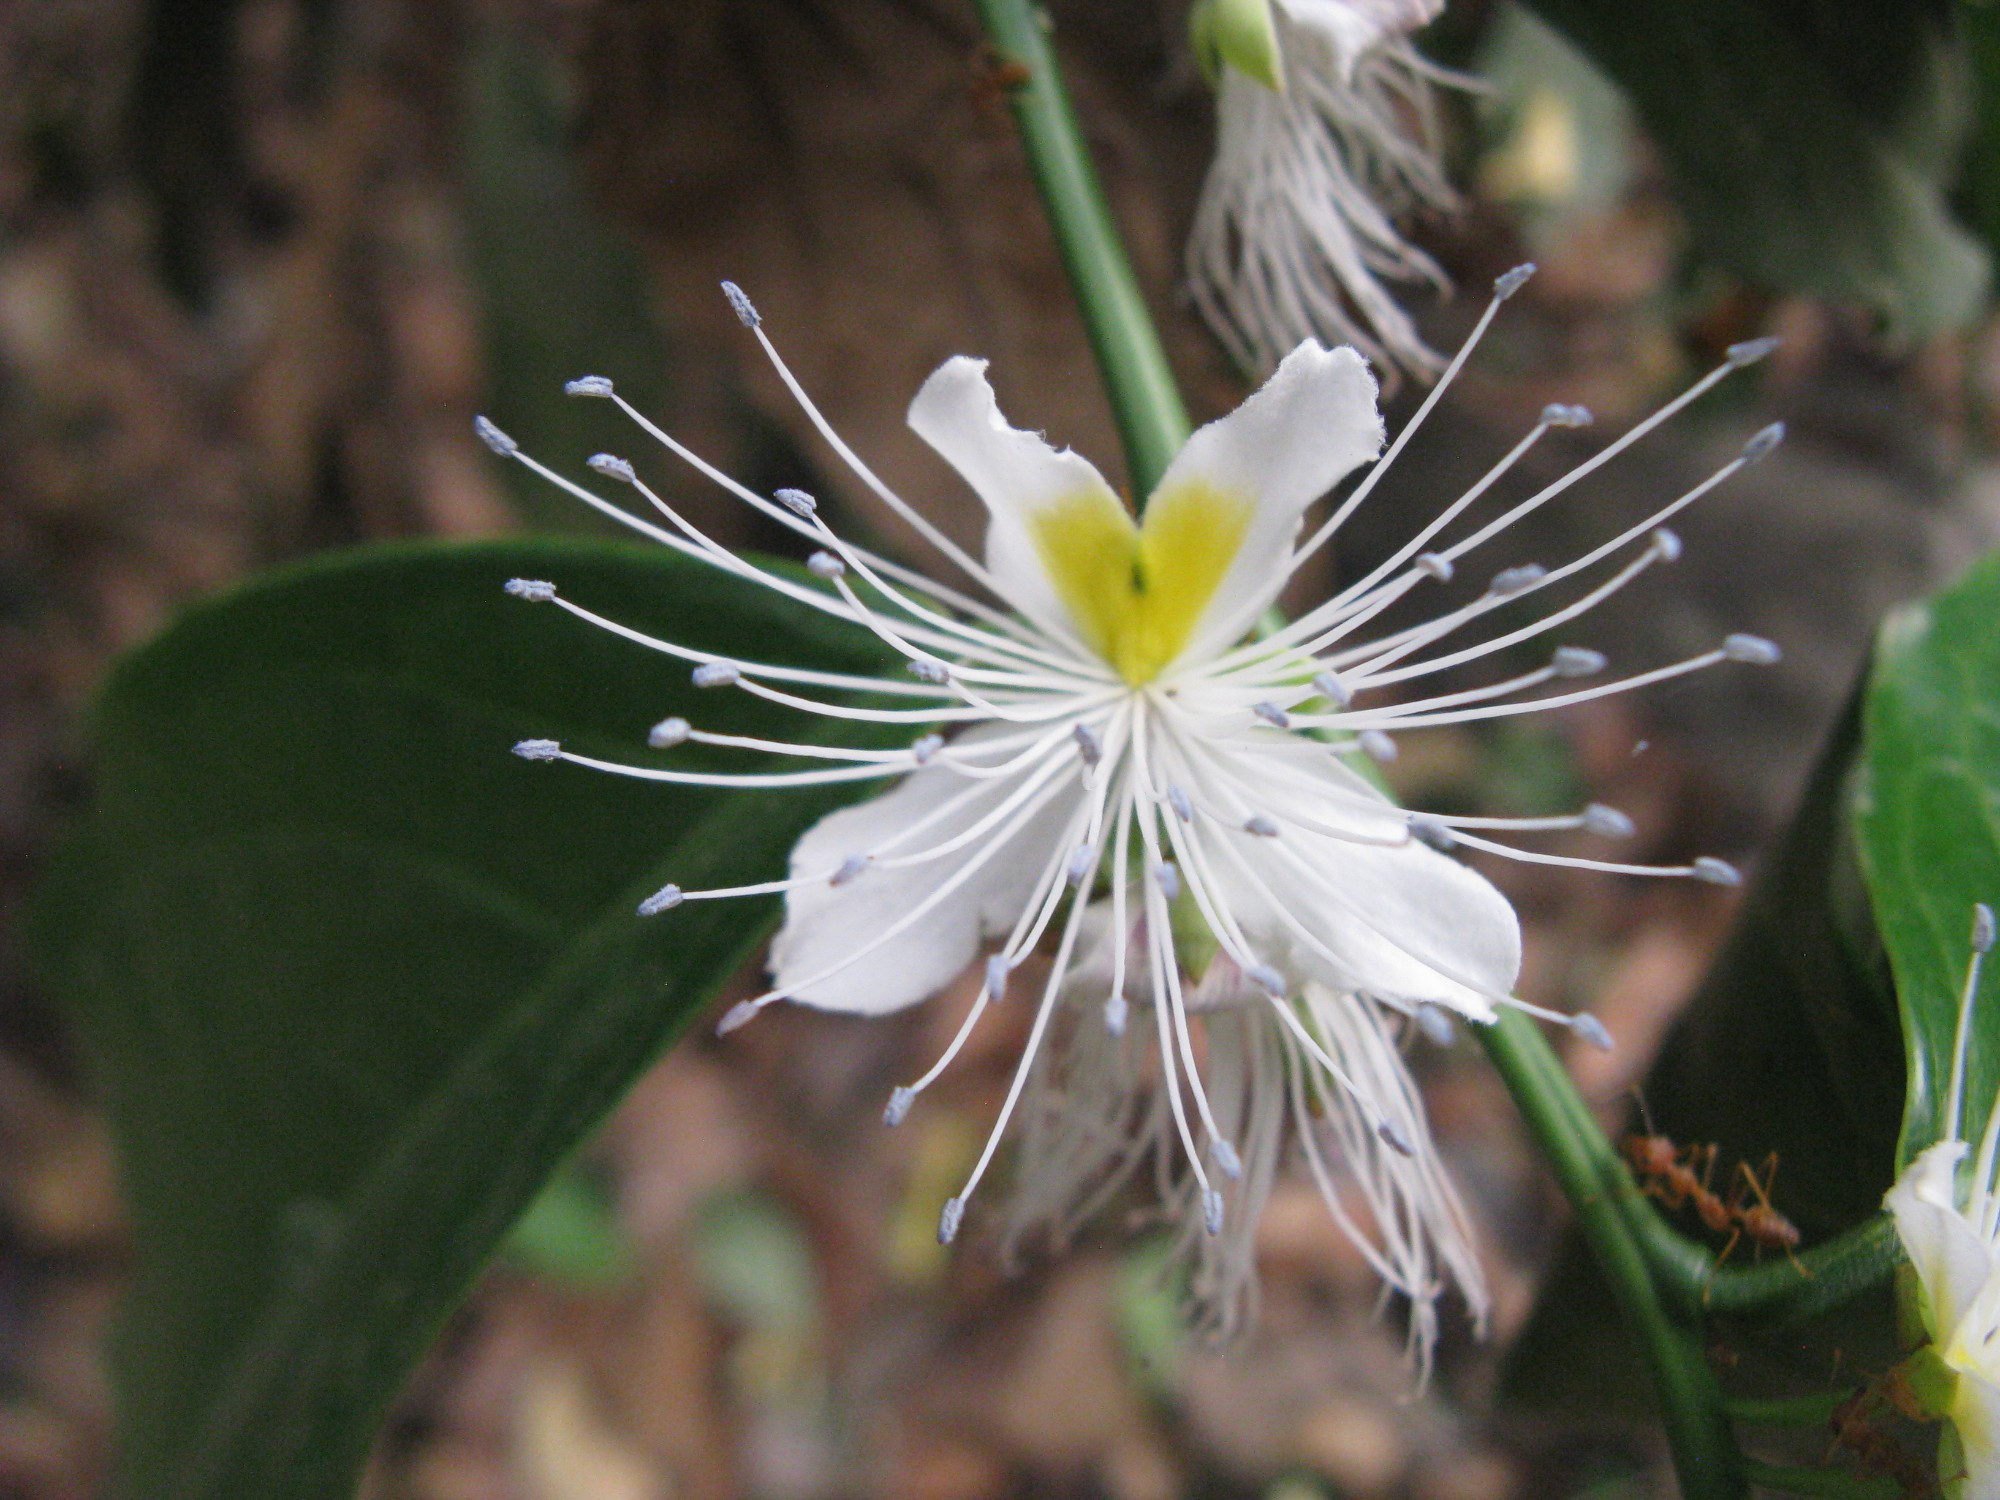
[1716,1152,1807,1276]
[1826,1374,1938,1499]
[1620,1098,1734,1236]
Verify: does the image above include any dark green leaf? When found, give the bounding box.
[29,537,896,1500]
[1855,547,2000,1165]
[1521,0,1989,338]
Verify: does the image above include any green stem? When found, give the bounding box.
[1481,1012,1748,1500]
[967,0,1192,496]
[1725,1391,1853,1428]
[1740,1460,1899,1500]
[1639,1210,1902,1324]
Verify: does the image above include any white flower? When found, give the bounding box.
[1188,0,1459,382]
[1885,902,2000,1498]
[482,269,1782,1359]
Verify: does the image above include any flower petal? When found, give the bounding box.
[907,355,1129,643]
[1889,1142,2000,1347]
[1950,1367,2000,1500]
[1147,341,1383,666]
[768,728,1076,1015]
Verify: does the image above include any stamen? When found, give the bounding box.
[1066,844,1097,887]
[937,1196,965,1245]
[505,578,556,602]
[1167,784,1195,823]
[1488,563,1546,598]
[1569,1013,1614,1051]
[588,453,636,483]
[884,1085,915,1127]
[807,551,845,579]
[474,416,517,455]
[1252,701,1292,728]
[1723,633,1782,665]
[1581,803,1635,838]
[565,375,614,397]
[1313,670,1354,707]
[1248,964,1287,999]
[1359,730,1397,762]
[721,280,760,328]
[1074,723,1104,766]
[1204,1188,1226,1235]
[692,662,741,688]
[1727,335,1781,366]
[908,659,952,684]
[775,487,817,516]
[1741,422,1785,464]
[1377,1118,1416,1157]
[513,738,561,761]
[1692,856,1741,887]
[1104,994,1129,1036]
[1155,861,1182,902]
[830,854,869,886]
[1947,903,1998,1145]
[913,733,945,764]
[716,997,765,1035]
[986,954,1011,1003]
[1408,815,1456,851]
[1212,1138,1244,1181]
[1244,814,1281,838]
[1414,552,1453,582]
[1413,1004,1455,1046]
[637,883,684,916]
[1551,646,1606,678]
[1651,527,1683,562]
[648,716,690,748]
[1542,403,1593,428]
[1494,262,1537,299]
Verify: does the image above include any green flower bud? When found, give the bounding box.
[1190,0,1286,93]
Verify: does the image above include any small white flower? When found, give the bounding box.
[1885,902,2000,1496]
[1188,0,1459,382]
[485,273,1779,1360]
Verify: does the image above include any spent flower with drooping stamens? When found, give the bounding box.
[1884,902,2000,1496]
[1187,0,1460,381]
[484,268,1779,1358]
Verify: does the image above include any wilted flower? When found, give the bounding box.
[1885,902,2000,1496]
[484,268,1781,1358]
[1187,0,1461,382]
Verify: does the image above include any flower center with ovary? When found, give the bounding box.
[1028,479,1253,685]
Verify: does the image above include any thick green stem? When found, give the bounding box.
[1641,1209,1902,1324]
[1481,1012,1749,1500]
[966,0,1192,496]
[1740,1461,1900,1500]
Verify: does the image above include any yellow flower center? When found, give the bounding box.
[1027,480,1253,685]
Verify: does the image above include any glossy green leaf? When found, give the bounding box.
[1856,547,2000,1165]
[29,537,896,1500]
[1522,0,1988,338]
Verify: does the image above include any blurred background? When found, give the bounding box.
[6,1,2000,1497]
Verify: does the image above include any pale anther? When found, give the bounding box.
[1066,844,1097,887]
[1489,563,1546,598]
[564,375,614,398]
[692,662,741,688]
[1414,1004,1455,1047]
[1552,646,1607,678]
[1244,813,1281,838]
[1248,964,1287,999]
[1212,1138,1243,1181]
[1103,994,1128,1036]
[985,954,1010,1002]
[504,578,556,603]
[1582,803,1636,838]
[1167,784,1194,823]
[1650,528,1683,563]
[908,659,951,685]
[1313,670,1353,708]
[1494,263,1537,299]
[716,998,761,1036]
[1154,861,1182,902]
[1726,335,1781,367]
[721,280,760,328]
[937,1196,965,1245]
[831,854,869,886]
[1408,815,1455,851]
[648,716,691,748]
[1692,856,1742,887]
[513,738,561,761]
[474,415,517,455]
[1377,1118,1415,1157]
[1741,422,1785,464]
[912,734,944,764]
[587,453,636,483]
[884,1086,915,1127]
[1570,1012,1615,1052]
[1542,403,1594,429]
[1252,700,1291,729]
[1723,633,1781,665]
[1073,723,1103,766]
[1414,552,1453,582]
[1360,730,1397,763]
[774,487,817,516]
[1203,1188,1225,1236]
[807,551,846,580]
[638,883,684,916]
[1974,903,1995,954]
